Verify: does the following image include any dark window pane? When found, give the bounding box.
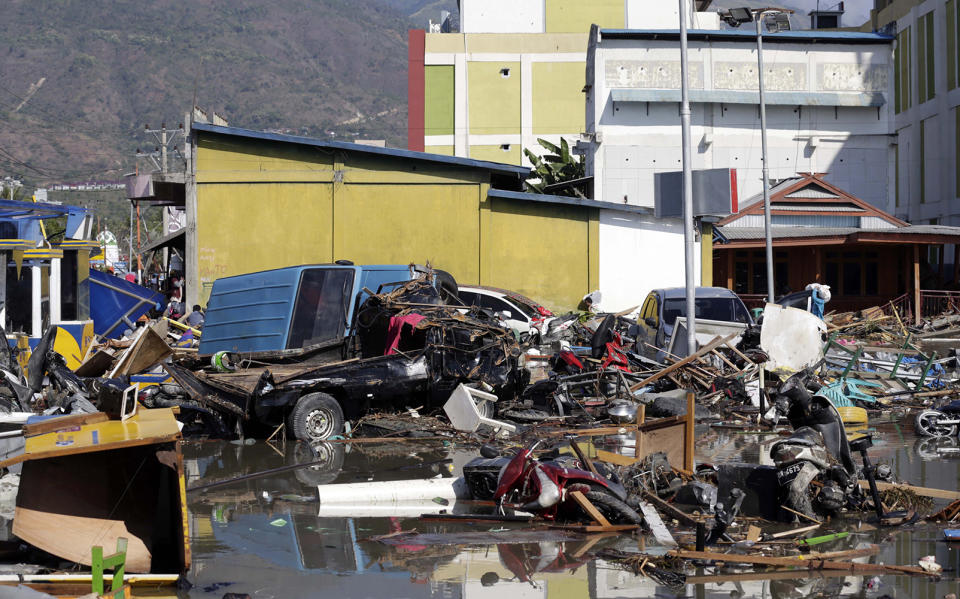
[458,291,479,306]
[825,262,839,291]
[826,251,838,258]
[287,269,354,349]
[775,262,789,296]
[865,262,879,295]
[843,262,862,296]
[752,262,767,295]
[842,251,859,259]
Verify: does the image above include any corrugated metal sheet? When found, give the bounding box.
[719,224,960,240]
[720,227,859,239]
[726,214,863,228]
[773,204,863,212]
[784,188,841,199]
[861,216,898,230]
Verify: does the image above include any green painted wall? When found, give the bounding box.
[532,62,585,135]
[468,61,521,136]
[470,144,521,165]
[424,65,455,136]
[193,132,598,310]
[545,0,624,33]
[425,145,454,155]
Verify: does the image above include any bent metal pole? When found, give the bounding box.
[679,0,697,354]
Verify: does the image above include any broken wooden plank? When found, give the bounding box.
[640,490,700,527]
[570,440,599,476]
[569,490,611,527]
[595,449,637,467]
[629,333,740,391]
[860,480,960,501]
[670,549,930,576]
[636,501,677,547]
[22,412,108,438]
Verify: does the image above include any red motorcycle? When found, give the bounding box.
[463,442,644,525]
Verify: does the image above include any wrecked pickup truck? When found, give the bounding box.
[163,268,525,442]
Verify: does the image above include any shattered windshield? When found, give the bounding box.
[287,268,354,349]
[662,296,750,325]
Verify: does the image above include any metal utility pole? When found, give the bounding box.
[679,0,697,354]
[755,12,775,303]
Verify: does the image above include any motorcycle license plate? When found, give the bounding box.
[777,463,803,484]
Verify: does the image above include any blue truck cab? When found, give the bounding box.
[199,263,425,355]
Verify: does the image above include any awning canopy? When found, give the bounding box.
[141,229,185,254]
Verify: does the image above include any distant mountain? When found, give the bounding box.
[0,0,456,187]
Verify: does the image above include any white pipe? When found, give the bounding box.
[30,265,41,338]
[49,257,61,324]
[317,477,471,505]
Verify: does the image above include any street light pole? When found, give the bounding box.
[679,0,697,355]
[755,11,775,303]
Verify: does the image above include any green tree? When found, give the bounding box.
[523,137,585,198]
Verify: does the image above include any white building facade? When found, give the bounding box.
[581,27,896,309]
[871,0,960,229]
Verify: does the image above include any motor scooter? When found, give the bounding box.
[769,370,911,525]
[462,442,644,525]
[915,400,960,437]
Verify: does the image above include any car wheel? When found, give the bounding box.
[289,441,346,487]
[287,392,344,442]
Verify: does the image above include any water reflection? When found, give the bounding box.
[182,419,958,599]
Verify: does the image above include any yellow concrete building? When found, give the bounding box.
[184,123,608,311]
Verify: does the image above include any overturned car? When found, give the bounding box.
[163,272,527,442]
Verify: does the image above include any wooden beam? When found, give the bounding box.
[860,480,960,501]
[684,392,695,472]
[953,243,959,286]
[569,491,611,527]
[670,549,930,575]
[629,333,739,392]
[22,412,108,438]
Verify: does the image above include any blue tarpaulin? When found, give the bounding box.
[89,269,165,338]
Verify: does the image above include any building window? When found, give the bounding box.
[895,26,911,113]
[733,250,788,295]
[824,250,881,297]
[917,11,935,104]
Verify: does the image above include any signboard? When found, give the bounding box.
[654,168,738,219]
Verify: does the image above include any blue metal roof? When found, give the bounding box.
[0,198,87,220]
[599,28,894,44]
[192,123,531,177]
[488,188,654,215]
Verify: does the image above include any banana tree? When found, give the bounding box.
[523,137,586,198]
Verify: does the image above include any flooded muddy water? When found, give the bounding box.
[181,417,960,599]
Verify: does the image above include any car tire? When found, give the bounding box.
[287,392,344,442]
[289,441,346,487]
[583,490,644,525]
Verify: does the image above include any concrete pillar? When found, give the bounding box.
[49,257,61,324]
[30,265,41,337]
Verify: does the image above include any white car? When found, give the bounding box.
[456,286,553,342]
